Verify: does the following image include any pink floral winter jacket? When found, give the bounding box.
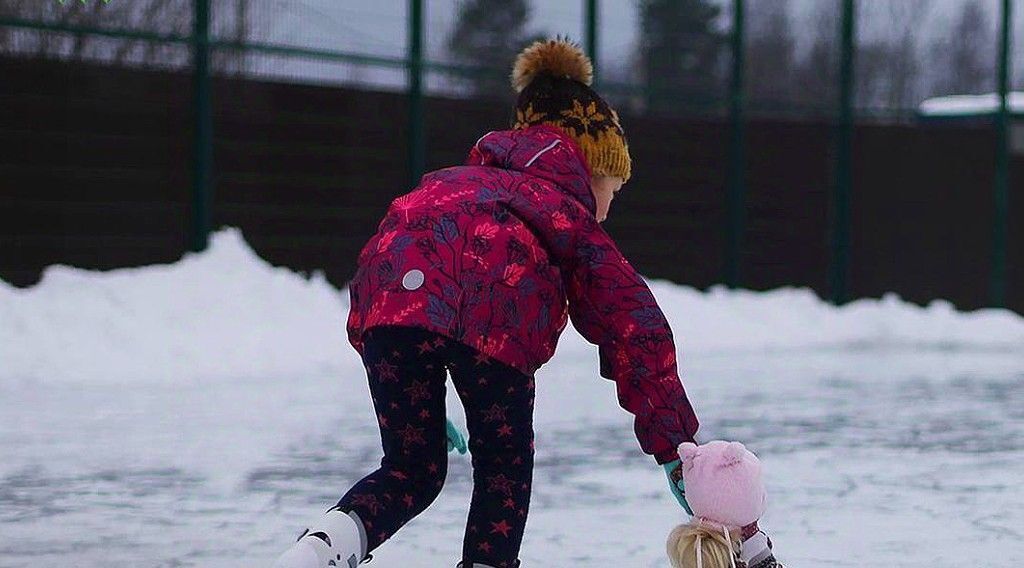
[347,125,698,462]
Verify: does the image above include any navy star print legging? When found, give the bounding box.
[335,326,534,568]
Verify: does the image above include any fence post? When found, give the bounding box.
[831,0,856,305]
[992,0,1013,308]
[584,0,598,78]
[724,0,746,288]
[190,0,213,252]
[408,0,425,188]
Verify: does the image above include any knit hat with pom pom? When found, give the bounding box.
[511,39,631,181]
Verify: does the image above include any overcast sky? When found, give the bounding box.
[253,0,1020,92]
[269,1,1012,55]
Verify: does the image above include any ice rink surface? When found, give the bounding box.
[2,230,1022,566]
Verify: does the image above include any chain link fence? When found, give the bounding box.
[0,0,1019,305]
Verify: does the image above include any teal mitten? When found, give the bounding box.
[663,459,693,515]
[446,419,468,454]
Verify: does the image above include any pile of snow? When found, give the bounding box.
[653,281,1024,356]
[918,92,1024,116]
[0,229,359,385]
[2,228,1022,384]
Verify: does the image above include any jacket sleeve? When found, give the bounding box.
[563,221,700,463]
[496,172,699,463]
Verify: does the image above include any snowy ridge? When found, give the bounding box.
[2,228,1022,384]
[918,92,1024,116]
[653,281,1024,355]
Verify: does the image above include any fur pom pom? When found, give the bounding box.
[511,38,593,92]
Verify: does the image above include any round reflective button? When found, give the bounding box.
[402,269,425,290]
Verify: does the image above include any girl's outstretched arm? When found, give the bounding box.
[564,224,699,463]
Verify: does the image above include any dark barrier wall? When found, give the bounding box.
[2,58,1021,314]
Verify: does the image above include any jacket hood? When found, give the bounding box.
[467,125,595,215]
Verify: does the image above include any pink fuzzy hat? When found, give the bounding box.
[678,440,767,528]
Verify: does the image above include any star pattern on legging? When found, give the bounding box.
[403,380,431,405]
[349,493,383,515]
[486,473,516,496]
[490,520,512,537]
[338,329,536,566]
[374,358,399,383]
[482,403,508,423]
[416,340,434,354]
[397,423,426,448]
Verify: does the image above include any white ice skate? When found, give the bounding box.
[273,508,367,568]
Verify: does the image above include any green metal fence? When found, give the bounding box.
[0,0,1017,306]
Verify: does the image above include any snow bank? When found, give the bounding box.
[918,92,1024,116]
[2,228,1022,384]
[652,281,1024,356]
[0,229,359,385]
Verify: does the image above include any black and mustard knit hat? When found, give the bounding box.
[511,39,631,181]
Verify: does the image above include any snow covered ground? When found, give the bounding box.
[2,229,1023,567]
[918,92,1024,116]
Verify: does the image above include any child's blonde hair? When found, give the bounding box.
[666,521,740,568]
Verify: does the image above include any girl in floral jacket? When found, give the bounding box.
[274,40,699,568]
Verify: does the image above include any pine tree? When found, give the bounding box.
[932,0,993,96]
[791,1,840,115]
[447,0,544,99]
[638,0,726,115]
[745,0,796,111]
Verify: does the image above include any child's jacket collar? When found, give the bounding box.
[466,124,596,216]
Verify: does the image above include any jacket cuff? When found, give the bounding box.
[683,414,700,444]
[654,448,680,465]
